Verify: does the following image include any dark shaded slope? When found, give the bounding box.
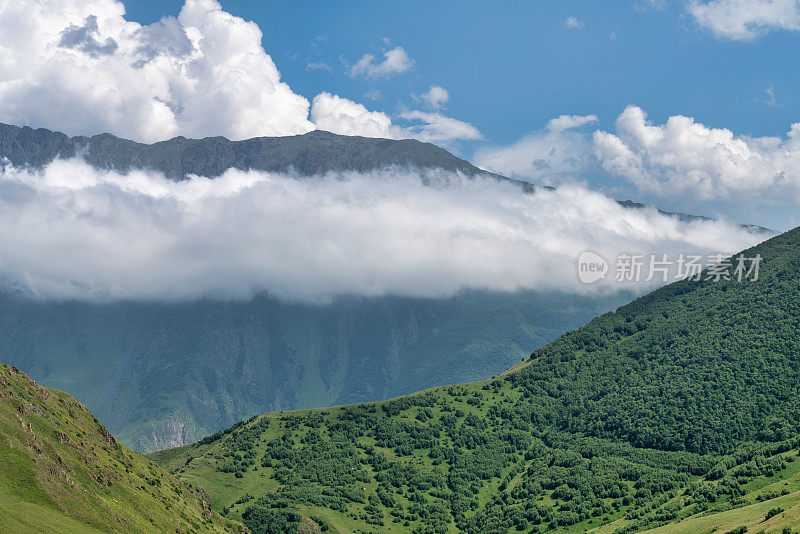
[0,122,496,179]
[1,290,626,452]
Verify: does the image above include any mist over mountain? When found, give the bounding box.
[0,121,771,452]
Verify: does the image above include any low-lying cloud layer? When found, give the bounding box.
[0,158,765,302]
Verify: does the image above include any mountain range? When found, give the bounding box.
[0,290,626,452]
[0,122,504,181]
[0,121,771,453]
[0,121,633,452]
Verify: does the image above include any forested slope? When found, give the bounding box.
[151,227,800,533]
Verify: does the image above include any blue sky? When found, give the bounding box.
[124,0,796,145]
[113,0,800,230]
[1,0,798,231]
[0,0,795,300]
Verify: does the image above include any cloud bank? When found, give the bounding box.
[479,106,800,205]
[0,157,765,303]
[0,0,314,142]
[593,106,800,201]
[0,0,476,144]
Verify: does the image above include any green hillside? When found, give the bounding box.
[0,363,245,533]
[151,227,800,533]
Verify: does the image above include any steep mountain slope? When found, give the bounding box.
[152,227,800,533]
[0,122,501,180]
[1,290,626,452]
[0,363,244,533]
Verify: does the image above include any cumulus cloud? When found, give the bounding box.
[690,0,800,40]
[0,157,765,302]
[417,85,449,110]
[0,0,316,142]
[0,1,483,145]
[478,106,800,204]
[348,46,414,78]
[397,110,482,143]
[593,105,800,201]
[310,92,394,138]
[310,93,481,143]
[473,115,598,182]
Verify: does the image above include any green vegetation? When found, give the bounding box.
[0,363,244,533]
[2,289,624,452]
[0,119,768,456]
[151,227,800,532]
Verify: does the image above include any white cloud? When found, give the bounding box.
[0,1,483,145]
[0,0,315,142]
[479,107,800,205]
[546,114,599,131]
[593,105,800,201]
[306,61,331,72]
[310,92,395,138]
[397,110,482,143]
[348,46,414,78]
[310,93,481,143]
[473,115,598,182]
[418,85,449,110]
[763,85,778,107]
[0,158,765,302]
[565,16,584,29]
[690,0,800,40]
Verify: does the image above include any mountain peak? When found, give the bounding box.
[0,121,494,180]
